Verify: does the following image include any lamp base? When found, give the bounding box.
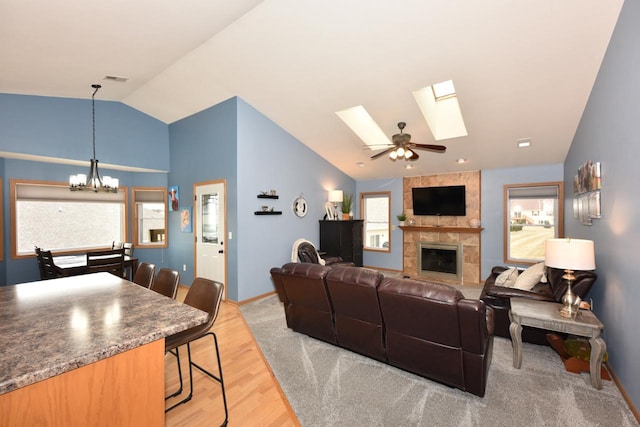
[559,270,581,319]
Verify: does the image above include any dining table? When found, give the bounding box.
[54,253,139,279]
[0,272,207,426]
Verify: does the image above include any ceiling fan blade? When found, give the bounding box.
[370,147,395,159]
[411,143,447,153]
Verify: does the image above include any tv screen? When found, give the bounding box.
[412,185,466,216]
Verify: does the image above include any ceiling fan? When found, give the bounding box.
[370,122,446,161]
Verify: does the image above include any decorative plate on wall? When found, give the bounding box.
[293,196,308,217]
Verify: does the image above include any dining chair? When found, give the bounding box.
[35,247,66,280]
[150,268,180,299]
[112,241,134,257]
[132,262,155,288]
[164,278,228,426]
[86,248,125,277]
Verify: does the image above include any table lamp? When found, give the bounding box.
[545,238,596,318]
[328,190,343,220]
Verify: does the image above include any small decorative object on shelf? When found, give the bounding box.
[406,218,416,226]
[341,193,353,220]
[468,218,481,228]
[397,212,407,226]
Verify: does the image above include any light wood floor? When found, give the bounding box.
[165,287,299,426]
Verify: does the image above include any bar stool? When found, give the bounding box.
[150,268,180,299]
[132,262,155,288]
[165,277,228,426]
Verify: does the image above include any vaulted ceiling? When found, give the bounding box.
[1,0,624,180]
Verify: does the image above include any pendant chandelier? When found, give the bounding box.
[69,84,119,193]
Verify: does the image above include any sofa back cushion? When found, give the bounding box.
[546,267,597,302]
[325,266,385,361]
[378,277,466,389]
[280,262,336,343]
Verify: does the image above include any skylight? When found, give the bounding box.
[432,80,457,100]
[336,105,391,149]
[413,79,468,141]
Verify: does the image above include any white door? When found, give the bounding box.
[194,181,226,299]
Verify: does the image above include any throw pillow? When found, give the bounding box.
[495,267,519,287]
[513,262,546,290]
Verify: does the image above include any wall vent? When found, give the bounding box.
[103,75,129,82]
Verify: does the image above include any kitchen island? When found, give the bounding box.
[0,273,208,426]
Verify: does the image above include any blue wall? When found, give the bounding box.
[481,164,564,278]
[168,97,354,301]
[0,93,169,171]
[563,0,639,410]
[0,94,170,285]
[356,178,404,271]
[236,99,354,301]
[167,97,239,295]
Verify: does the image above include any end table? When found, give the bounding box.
[508,297,606,389]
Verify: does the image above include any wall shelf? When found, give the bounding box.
[399,226,483,234]
[254,211,282,215]
[257,194,279,199]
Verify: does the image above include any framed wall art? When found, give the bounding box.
[573,161,601,226]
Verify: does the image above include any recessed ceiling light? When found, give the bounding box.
[405,164,414,169]
[517,138,532,148]
[356,162,365,167]
[456,158,467,164]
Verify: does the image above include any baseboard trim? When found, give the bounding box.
[606,362,639,423]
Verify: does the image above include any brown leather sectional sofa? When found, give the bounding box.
[270,262,495,397]
[480,266,597,345]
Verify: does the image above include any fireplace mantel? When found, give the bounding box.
[399,226,483,234]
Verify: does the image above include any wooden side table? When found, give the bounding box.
[509,297,606,389]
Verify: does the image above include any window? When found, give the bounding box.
[11,179,127,258]
[132,187,167,248]
[504,182,564,264]
[360,192,390,252]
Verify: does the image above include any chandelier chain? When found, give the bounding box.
[91,84,100,160]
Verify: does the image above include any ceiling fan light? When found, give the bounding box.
[404,149,413,159]
[396,147,405,157]
[389,151,398,160]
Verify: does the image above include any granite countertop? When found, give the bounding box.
[0,272,208,395]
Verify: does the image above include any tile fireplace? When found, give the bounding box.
[418,242,463,281]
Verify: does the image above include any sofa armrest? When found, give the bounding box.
[484,285,555,302]
[458,299,493,354]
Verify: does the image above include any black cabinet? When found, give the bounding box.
[319,220,363,267]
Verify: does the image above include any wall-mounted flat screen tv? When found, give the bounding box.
[412,185,466,216]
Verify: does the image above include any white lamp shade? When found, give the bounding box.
[328,190,343,203]
[545,238,596,271]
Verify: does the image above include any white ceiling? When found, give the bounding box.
[1,0,624,180]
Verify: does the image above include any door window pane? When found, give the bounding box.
[201,193,219,244]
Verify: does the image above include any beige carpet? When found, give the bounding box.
[241,294,638,427]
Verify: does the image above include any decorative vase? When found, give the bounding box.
[342,213,350,220]
[399,221,406,226]
[469,219,481,228]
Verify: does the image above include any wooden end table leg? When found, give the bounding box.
[509,312,523,369]
[589,336,606,389]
